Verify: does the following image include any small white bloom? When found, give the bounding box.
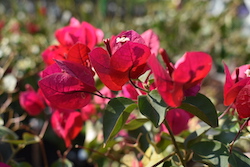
[244,69,250,77]
[116,36,130,43]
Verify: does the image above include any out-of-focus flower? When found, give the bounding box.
[148,50,212,107]
[94,86,115,109]
[224,63,250,118]
[26,22,40,34]
[19,84,45,116]
[161,108,192,135]
[81,103,96,122]
[90,30,151,91]
[51,109,83,147]
[55,17,103,49]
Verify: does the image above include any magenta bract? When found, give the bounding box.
[51,109,83,147]
[148,52,212,107]
[19,84,45,116]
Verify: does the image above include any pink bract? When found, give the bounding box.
[223,63,250,118]
[51,109,83,147]
[38,60,96,109]
[90,31,151,91]
[55,17,103,49]
[19,84,45,116]
[161,108,191,135]
[148,51,212,107]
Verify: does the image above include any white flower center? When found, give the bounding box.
[244,69,250,77]
[116,36,130,43]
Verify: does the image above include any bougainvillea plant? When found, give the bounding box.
[1,17,250,167]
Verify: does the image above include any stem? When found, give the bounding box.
[218,104,233,120]
[129,78,149,93]
[229,117,250,153]
[164,120,186,167]
[151,152,176,167]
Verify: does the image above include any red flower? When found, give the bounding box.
[55,17,103,49]
[89,30,151,91]
[224,63,250,118]
[148,50,212,107]
[161,108,192,135]
[41,45,69,66]
[19,84,45,116]
[51,109,83,147]
[38,59,96,109]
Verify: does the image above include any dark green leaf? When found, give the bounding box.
[103,97,136,145]
[184,126,210,149]
[138,90,167,128]
[128,126,149,152]
[123,118,149,130]
[179,93,218,128]
[191,140,229,167]
[229,150,250,167]
[0,126,18,140]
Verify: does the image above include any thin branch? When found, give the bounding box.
[229,117,250,153]
[151,152,176,167]
[164,120,186,167]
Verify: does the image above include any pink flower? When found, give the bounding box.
[55,17,103,49]
[224,63,250,118]
[19,84,45,116]
[39,59,96,109]
[81,103,97,122]
[51,109,83,147]
[89,30,151,91]
[161,108,192,135]
[148,50,212,107]
[94,86,115,109]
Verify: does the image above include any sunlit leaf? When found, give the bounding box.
[103,97,136,145]
[191,140,229,167]
[123,118,149,130]
[229,149,250,167]
[179,93,218,128]
[138,90,167,128]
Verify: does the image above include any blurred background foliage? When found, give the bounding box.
[1,0,250,166]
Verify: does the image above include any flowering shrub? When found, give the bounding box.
[1,1,250,167]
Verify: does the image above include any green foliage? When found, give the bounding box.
[138,90,167,128]
[103,97,136,145]
[179,93,218,128]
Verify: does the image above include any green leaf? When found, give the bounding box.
[0,126,18,140]
[2,133,40,145]
[184,126,210,149]
[123,118,149,130]
[51,158,73,167]
[103,97,136,145]
[138,90,167,128]
[190,140,229,167]
[229,150,250,167]
[128,126,149,152]
[22,133,40,145]
[179,93,218,128]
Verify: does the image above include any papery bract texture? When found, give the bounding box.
[55,17,103,49]
[39,60,96,109]
[224,63,250,118]
[148,52,212,107]
[141,29,160,56]
[51,109,83,147]
[90,40,151,91]
[161,108,191,135]
[19,84,45,116]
